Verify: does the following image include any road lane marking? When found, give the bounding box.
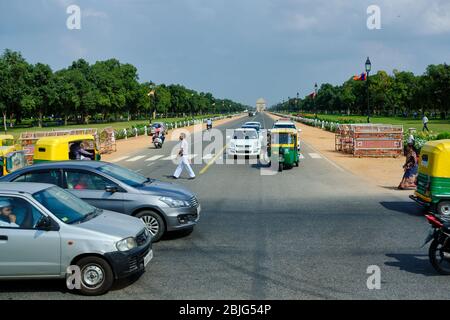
[126,155,145,162]
[111,156,129,163]
[308,153,322,159]
[199,145,227,175]
[163,154,177,160]
[146,155,164,161]
[187,154,197,160]
[147,163,155,167]
[202,154,214,160]
[135,169,142,173]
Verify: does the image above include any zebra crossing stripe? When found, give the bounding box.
[126,155,146,162]
[162,155,178,160]
[146,155,164,161]
[308,153,322,159]
[111,156,129,163]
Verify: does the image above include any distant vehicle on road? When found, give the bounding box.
[149,122,167,136]
[242,123,261,135]
[244,121,262,131]
[0,182,152,296]
[272,119,297,130]
[248,112,254,117]
[228,128,261,159]
[0,161,201,242]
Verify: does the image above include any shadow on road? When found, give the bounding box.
[385,253,438,276]
[0,271,145,296]
[379,201,426,216]
[162,227,194,241]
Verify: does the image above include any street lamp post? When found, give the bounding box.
[314,83,318,119]
[365,57,372,123]
[296,92,299,112]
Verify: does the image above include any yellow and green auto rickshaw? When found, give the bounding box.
[267,128,300,172]
[33,135,101,163]
[0,146,27,177]
[411,139,450,216]
[0,134,15,147]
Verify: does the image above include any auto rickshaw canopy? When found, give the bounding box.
[419,139,450,178]
[0,135,15,146]
[34,134,97,162]
[269,128,298,148]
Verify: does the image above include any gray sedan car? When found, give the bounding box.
[0,161,200,241]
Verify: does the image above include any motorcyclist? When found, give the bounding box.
[206,118,212,130]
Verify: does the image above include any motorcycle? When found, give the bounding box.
[423,214,450,275]
[206,123,212,131]
[153,135,164,149]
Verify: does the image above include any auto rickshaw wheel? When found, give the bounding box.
[295,161,299,167]
[437,201,450,217]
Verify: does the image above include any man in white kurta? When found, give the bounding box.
[173,133,196,179]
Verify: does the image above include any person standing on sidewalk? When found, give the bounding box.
[173,133,196,180]
[422,114,430,132]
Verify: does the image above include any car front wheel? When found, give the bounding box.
[77,256,114,296]
[136,210,165,242]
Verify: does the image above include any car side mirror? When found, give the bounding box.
[36,216,53,231]
[105,185,118,193]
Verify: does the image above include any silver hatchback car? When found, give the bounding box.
[1,161,201,242]
[0,182,153,296]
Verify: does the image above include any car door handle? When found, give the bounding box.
[0,235,8,241]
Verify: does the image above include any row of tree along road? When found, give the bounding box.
[0,49,249,132]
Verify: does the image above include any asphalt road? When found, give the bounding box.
[1,112,448,300]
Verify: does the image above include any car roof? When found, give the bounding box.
[8,160,107,171]
[0,182,53,194]
[234,128,257,132]
[245,122,261,125]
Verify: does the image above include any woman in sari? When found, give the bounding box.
[398,144,419,190]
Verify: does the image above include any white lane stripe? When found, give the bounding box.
[187,154,197,160]
[146,155,164,161]
[308,153,322,159]
[111,156,129,163]
[203,154,214,160]
[126,155,145,162]
[162,154,177,160]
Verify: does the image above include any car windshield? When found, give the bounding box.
[233,130,258,139]
[98,163,148,187]
[33,186,96,224]
[274,123,296,129]
[272,133,293,144]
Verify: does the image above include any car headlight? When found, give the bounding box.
[116,237,137,251]
[160,196,190,208]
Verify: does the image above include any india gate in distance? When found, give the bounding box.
[256,98,266,112]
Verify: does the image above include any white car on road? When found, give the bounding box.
[228,128,261,159]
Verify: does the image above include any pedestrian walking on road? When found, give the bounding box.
[422,114,430,132]
[173,133,196,180]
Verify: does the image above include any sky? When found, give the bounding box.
[0,0,449,107]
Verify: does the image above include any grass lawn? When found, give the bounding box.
[306,114,450,133]
[5,114,220,139]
